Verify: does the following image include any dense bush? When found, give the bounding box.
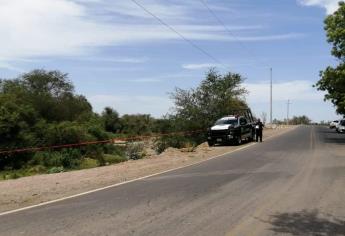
[102,107,121,133]
[0,70,120,172]
[30,149,82,169]
[125,142,146,160]
[153,135,198,154]
[119,114,154,136]
[103,154,127,165]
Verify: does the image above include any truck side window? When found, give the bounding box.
[240,118,247,125]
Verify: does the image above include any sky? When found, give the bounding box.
[0,0,343,122]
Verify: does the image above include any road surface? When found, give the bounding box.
[1,126,345,235]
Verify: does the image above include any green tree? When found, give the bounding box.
[0,94,37,149]
[170,69,248,131]
[0,69,105,171]
[120,114,154,136]
[315,1,345,115]
[102,107,121,133]
[151,117,175,134]
[1,70,93,122]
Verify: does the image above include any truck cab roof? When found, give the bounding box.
[220,116,238,120]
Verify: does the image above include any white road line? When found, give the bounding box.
[0,127,297,217]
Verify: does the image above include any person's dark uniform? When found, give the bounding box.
[255,119,264,142]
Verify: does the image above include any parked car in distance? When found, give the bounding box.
[336,120,345,133]
[330,120,339,129]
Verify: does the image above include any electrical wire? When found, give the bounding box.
[199,0,269,69]
[130,0,230,70]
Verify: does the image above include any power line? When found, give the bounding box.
[198,0,269,69]
[200,0,274,123]
[130,0,229,70]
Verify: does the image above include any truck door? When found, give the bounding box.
[239,117,250,137]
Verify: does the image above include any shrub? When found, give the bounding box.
[44,122,93,146]
[87,123,112,141]
[125,142,145,160]
[84,145,105,166]
[5,172,21,179]
[28,165,47,174]
[31,149,82,169]
[60,149,82,169]
[153,135,191,154]
[47,166,64,174]
[42,152,63,167]
[79,158,99,169]
[103,154,127,164]
[103,144,125,156]
[180,141,197,152]
[0,171,23,180]
[120,114,154,136]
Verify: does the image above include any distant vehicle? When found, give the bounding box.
[336,120,345,133]
[207,109,255,146]
[330,120,339,129]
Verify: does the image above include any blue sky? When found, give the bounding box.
[0,0,343,122]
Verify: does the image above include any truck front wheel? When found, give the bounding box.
[207,140,214,146]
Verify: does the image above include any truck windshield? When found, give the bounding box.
[341,120,345,126]
[215,119,237,125]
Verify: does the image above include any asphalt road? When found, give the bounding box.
[1,126,345,236]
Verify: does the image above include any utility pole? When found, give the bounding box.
[270,68,273,124]
[287,99,292,125]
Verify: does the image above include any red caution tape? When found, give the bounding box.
[0,130,205,155]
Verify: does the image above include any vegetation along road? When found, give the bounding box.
[1,125,344,236]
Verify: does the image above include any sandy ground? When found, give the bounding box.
[0,127,294,213]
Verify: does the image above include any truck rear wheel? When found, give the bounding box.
[207,140,214,146]
[248,133,254,142]
[236,136,242,145]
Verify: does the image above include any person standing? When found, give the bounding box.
[255,119,264,142]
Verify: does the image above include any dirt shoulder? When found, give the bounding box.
[0,126,296,213]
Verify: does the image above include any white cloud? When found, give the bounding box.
[298,0,340,14]
[182,63,222,70]
[244,80,324,104]
[108,57,149,64]
[182,60,272,70]
[98,0,190,20]
[0,61,23,72]
[128,73,197,82]
[230,33,305,42]
[129,78,162,83]
[89,94,172,117]
[91,0,236,21]
[76,57,149,64]
[0,0,305,64]
[0,0,115,59]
